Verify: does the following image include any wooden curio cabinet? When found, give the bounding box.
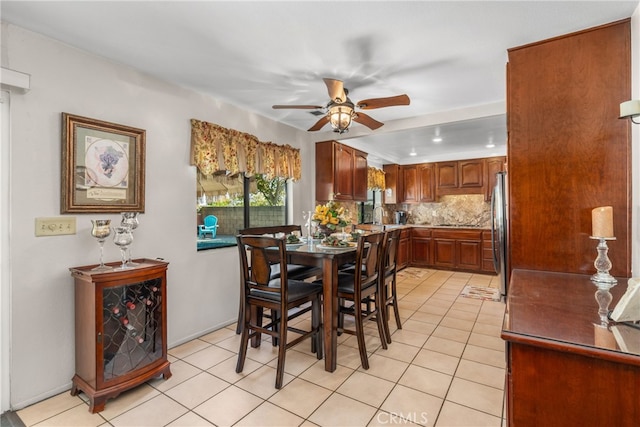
[70,259,171,413]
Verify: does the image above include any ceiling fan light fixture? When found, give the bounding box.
[329,103,354,134]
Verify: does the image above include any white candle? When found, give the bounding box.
[592,206,614,238]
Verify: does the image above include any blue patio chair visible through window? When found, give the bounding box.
[198,215,219,239]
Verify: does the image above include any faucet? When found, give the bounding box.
[373,206,384,225]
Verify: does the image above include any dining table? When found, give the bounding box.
[285,239,358,372]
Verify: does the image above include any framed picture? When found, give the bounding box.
[61,113,145,213]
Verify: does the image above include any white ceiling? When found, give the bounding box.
[2,1,637,165]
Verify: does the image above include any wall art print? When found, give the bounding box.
[61,113,145,213]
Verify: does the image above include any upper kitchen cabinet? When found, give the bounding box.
[507,19,631,277]
[393,163,435,204]
[436,159,484,196]
[316,140,368,202]
[383,164,401,204]
[484,157,507,201]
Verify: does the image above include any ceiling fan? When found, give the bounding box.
[272,78,410,134]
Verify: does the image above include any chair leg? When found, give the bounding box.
[391,279,402,330]
[236,291,243,334]
[236,303,251,374]
[311,296,323,360]
[275,311,288,389]
[375,291,388,350]
[353,299,369,370]
[382,299,393,344]
[251,306,263,348]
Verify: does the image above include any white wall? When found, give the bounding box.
[1,22,316,409]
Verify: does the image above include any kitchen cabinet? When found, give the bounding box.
[482,230,495,273]
[484,157,506,201]
[410,228,432,266]
[436,159,484,196]
[382,164,401,204]
[507,20,631,276]
[503,270,639,426]
[69,259,171,413]
[393,163,435,204]
[401,165,418,203]
[316,140,368,202]
[397,228,411,270]
[417,163,435,202]
[432,229,482,271]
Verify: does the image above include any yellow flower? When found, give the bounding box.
[312,201,349,231]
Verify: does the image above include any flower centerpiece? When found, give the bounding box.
[312,201,349,236]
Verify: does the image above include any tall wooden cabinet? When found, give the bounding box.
[316,140,368,202]
[507,19,631,277]
[70,259,171,413]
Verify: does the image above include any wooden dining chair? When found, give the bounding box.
[235,225,322,335]
[235,235,323,389]
[333,231,388,369]
[380,228,402,343]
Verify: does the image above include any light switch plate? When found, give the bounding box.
[35,217,76,236]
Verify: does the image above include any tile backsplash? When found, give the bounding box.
[388,194,491,227]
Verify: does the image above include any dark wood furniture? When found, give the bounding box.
[507,19,632,277]
[383,156,505,204]
[432,229,483,271]
[410,227,432,267]
[397,228,411,270]
[70,259,171,413]
[380,229,403,343]
[236,235,323,389]
[316,140,368,202]
[335,232,388,369]
[502,269,640,426]
[283,242,358,372]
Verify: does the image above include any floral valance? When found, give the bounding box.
[367,167,385,191]
[190,119,302,181]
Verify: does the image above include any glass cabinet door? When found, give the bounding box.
[101,278,163,381]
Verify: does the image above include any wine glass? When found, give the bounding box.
[112,226,134,270]
[121,212,139,267]
[90,220,112,271]
[302,210,311,240]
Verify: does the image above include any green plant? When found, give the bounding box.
[255,175,286,206]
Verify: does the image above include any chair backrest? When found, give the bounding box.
[382,228,402,278]
[238,225,301,237]
[204,215,218,227]
[236,235,289,301]
[354,232,385,293]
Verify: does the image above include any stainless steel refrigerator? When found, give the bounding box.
[491,171,508,297]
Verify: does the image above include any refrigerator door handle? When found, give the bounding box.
[490,184,500,273]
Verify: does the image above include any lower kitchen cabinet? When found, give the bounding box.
[397,228,411,270]
[432,229,482,272]
[410,228,432,266]
[482,230,495,273]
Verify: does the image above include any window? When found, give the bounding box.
[196,172,288,250]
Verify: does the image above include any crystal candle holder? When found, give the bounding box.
[589,236,617,323]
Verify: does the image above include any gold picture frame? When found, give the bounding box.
[61,113,145,213]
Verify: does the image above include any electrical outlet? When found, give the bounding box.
[35,217,76,236]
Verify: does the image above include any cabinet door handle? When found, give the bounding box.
[97,332,102,344]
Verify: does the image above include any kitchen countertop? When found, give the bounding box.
[361,224,490,230]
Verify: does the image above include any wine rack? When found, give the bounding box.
[70,259,171,413]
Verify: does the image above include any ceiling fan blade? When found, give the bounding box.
[356,94,410,109]
[308,116,330,132]
[323,78,347,103]
[353,112,384,130]
[272,104,324,109]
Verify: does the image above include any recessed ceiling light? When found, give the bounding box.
[409,149,417,156]
[432,137,442,143]
[486,143,495,148]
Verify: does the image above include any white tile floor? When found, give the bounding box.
[16,268,506,427]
